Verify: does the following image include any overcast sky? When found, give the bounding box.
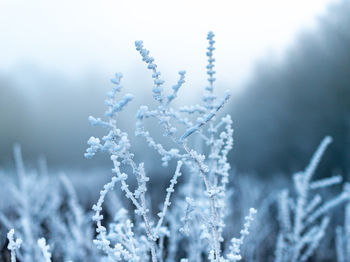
[0,0,339,94]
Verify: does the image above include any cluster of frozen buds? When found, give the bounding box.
[204,31,217,107]
[227,208,257,261]
[135,40,165,103]
[37,238,52,262]
[7,229,22,262]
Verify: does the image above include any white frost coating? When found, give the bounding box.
[37,238,52,262]
[7,229,22,262]
[227,208,257,261]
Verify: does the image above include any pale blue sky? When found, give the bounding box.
[0,0,339,94]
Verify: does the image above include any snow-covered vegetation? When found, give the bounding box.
[0,32,349,262]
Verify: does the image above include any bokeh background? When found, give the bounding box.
[1,0,349,179]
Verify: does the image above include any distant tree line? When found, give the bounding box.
[230,0,350,177]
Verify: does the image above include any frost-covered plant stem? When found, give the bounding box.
[183,143,221,260]
[275,136,350,262]
[114,154,158,262]
[87,72,164,262]
[335,185,350,262]
[37,238,52,262]
[7,229,22,262]
[112,153,158,262]
[227,208,257,261]
[151,115,223,260]
[293,137,333,245]
[156,161,183,233]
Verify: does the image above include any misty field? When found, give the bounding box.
[1,30,350,262]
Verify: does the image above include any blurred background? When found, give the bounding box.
[0,0,349,178]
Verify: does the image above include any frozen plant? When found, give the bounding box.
[57,174,98,261]
[37,238,52,262]
[7,229,22,262]
[0,147,99,261]
[86,31,256,262]
[0,145,52,261]
[275,136,350,262]
[335,190,350,262]
[227,208,257,261]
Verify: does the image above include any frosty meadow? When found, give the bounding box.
[2,32,350,262]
